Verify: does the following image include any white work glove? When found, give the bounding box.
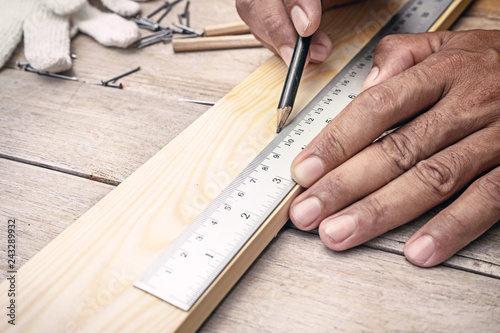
[0,0,147,73]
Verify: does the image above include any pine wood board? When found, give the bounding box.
[201,229,500,332]
[0,159,114,280]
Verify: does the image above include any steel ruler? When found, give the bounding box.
[135,0,457,311]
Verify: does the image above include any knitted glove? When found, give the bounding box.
[0,0,147,73]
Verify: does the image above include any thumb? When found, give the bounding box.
[360,31,451,92]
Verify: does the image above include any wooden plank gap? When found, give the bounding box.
[0,154,120,186]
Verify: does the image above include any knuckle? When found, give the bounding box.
[438,210,470,240]
[264,15,287,40]
[376,35,403,53]
[236,0,253,16]
[379,132,417,173]
[364,196,386,225]
[311,125,350,163]
[413,156,461,198]
[474,171,500,209]
[314,173,345,205]
[358,85,398,118]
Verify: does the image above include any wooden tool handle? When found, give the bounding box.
[204,21,250,37]
[173,35,262,52]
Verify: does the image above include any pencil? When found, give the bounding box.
[276,34,312,133]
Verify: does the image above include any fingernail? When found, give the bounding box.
[290,197,322,229]
[324,215,356,243]
[406,235,435,265]
[360,66,379,92]
[292,156,325,188]
[310,43,329,63]
[291,6,310,35]
[279,46,294,66]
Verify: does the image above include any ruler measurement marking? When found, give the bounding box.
[135,0,454,312]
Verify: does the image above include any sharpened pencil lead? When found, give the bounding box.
[276,106,292,134]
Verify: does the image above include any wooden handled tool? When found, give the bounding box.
[204,21,250,36]
[172,34,262,52]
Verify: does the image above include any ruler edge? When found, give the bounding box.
[138,1,472,331]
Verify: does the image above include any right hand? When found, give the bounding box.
[236,0,359,66]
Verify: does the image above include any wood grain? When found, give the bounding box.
[201,229,500,332]
[0,159,114,280]
[466,0,500,20]
[173,34,262,52]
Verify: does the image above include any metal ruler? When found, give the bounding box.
[135,0,455,311]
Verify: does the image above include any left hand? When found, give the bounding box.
[289,29,500,267]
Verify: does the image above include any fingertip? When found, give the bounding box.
[360,66,379,92]
[310,32,332,63]
[404,235,436,267]
[291,6,311,36]
[279,45,294,66]
[290,196,323,230]
[291,156,325,188]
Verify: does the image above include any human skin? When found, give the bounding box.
[236,0,500,267]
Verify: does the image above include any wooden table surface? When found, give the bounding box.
[0,0,499,331]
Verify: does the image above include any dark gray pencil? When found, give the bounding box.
[276,34,312,133]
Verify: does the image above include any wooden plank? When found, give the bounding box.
[452,13,500,30]
[466,0,500,20]
[201,229,500,332]
[0,158,114,280]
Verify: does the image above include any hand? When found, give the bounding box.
[288,30,500,267]
[0,0,144,72]
[236,0,359,66]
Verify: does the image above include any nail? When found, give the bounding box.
[102,67,141,84]
[360,66,379,92]
[292,156,325,188]
[310,43,329,63]
[324,215,356,243]
[406,235,435,265]
[290,197,322,229]
[291,6,310,35]
[279,46,294,66]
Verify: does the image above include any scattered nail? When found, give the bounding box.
[172,22,202,36]
[84,67,141,89]
[178,98,216,106]
[16,62,78,81]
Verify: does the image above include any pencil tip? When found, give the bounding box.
[276,106,292,134]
